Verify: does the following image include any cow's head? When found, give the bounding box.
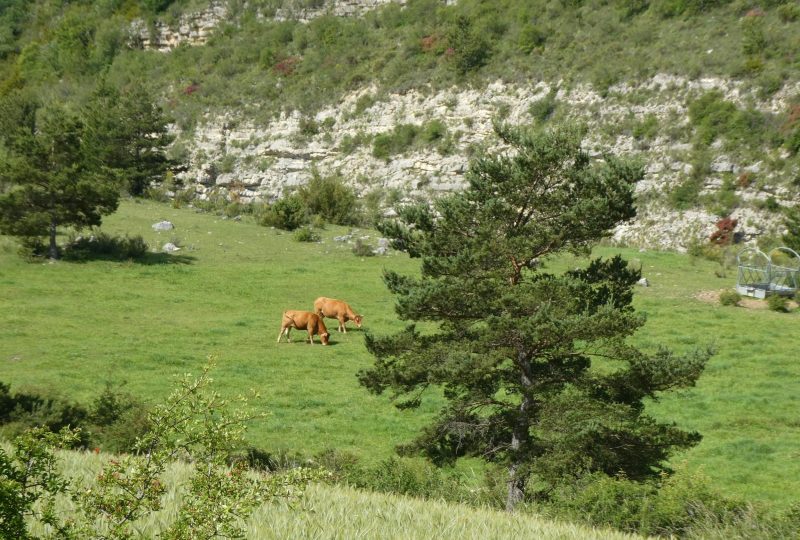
[320,332,330,345]
[353,315,363,328]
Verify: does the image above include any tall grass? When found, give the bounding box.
[29,449,643,540]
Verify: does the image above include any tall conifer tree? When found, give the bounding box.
[359,124,709,510]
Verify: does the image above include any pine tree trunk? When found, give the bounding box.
[506,357,533,511]
[48,217,58,259]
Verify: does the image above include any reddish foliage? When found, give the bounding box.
[737,171,753,188]
[785,104,800,130]
[444,47,455,57]
[183,83,200,95]
[745,8,765,17]
[420,35,438,52]
[273,56,301,76]
[710,217,738,245]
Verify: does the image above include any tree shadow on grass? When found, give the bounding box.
[62,252,196,265]
[136,252,196,265]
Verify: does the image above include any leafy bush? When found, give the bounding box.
[0,362,320,539]
[259,194,307,231]
[297,172,361,225]
[719,289,741,306]
[293,226,320,242]
[767,294,790,312]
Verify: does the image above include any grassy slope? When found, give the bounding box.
[2,199,800,509]
[28,449,644,539]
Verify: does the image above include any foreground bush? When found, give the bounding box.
[1,361,319,539]
[547,470,800,538]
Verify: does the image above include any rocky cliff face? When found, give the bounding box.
[173,75,798,251]
[130,0,407,51]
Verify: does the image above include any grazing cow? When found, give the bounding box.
[277,310,329,345]
[313,297,363,333]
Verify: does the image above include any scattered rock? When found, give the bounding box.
[162,242,181,253]
[152,221,174,231]
[637,277,650,287]
[373,246,388,255]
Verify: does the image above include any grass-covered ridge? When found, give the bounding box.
[1,199,800,512]
[2,0,800,126]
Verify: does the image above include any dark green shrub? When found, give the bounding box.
[87,382,151,453]
[767,294,790,312]
[719,289,741,306]
[529,90,558,123]
[62,232,149,261]
[741,14,767,57]
[339,131,371,154]
[293,226,320,242]
[632,114,659,140]
[351,239,375,257]
[298,116,319,137]
[297,172,361,225]
[259,194,307,231]
[0,383,89,447]
[549,470,753,537]
[777,3,800,22]
[421,119,447,143]
[669,177,703,210]
[446,15,490,75]
[518,23,547,53]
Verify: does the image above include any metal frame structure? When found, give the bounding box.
[736,246,800,298]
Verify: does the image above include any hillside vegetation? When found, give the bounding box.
[3,0,799,119]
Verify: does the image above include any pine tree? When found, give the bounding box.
[83,84,175,196]
[358,123,709,510]
[0,100,118,259]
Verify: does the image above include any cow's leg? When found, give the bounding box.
[277,326,286,343]
[285,327,292,342]
[339,316,346,333]
[308,328,315,345]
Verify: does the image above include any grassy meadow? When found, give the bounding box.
[2,199,800,510]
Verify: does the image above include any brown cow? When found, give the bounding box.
[277,310,330,345]
[313,297,363,333]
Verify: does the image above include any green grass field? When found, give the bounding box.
[2,199,799,510]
